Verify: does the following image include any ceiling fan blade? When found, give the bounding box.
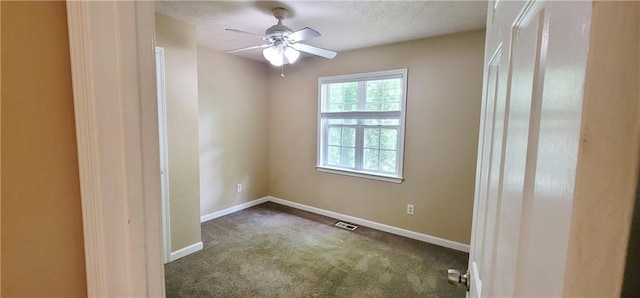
[291,43,337,59]
[286,27,321,42]
[227,44,270,54]
[225,28,266,40]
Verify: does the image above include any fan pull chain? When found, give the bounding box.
[281,64,285,78]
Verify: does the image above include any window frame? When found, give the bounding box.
[316,68,408,183]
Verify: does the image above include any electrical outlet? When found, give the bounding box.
[236,184,242,193]
[407,204,414,215]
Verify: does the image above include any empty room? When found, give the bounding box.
[2,1,638,297]
[154,1,482,296]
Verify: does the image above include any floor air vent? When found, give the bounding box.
[335,221,358,231]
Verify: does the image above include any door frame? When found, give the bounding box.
[66,1,164,296]
[65,0,639,297]
[155,46,172,264]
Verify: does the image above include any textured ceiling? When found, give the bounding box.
[155,1,488,63]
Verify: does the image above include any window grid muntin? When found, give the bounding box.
[365,79,402,111]
[362,126,399,173]
[324,121,399,173]
[326,125,357,169]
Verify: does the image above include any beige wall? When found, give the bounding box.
[155,13,202,251]
[1,2,3,295]
[1,1,87,296]
[268,30,485,244]
[197,47,269,215]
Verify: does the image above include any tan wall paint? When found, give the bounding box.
[155,13,202,251]
[564,2,640,296]
[268,30,485,244]
[1,1,3,295]
[1,1,87,296]
[197,46,269,216]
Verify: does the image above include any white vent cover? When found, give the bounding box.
[335,221,358,231]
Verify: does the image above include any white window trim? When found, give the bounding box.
[316,68,408,183]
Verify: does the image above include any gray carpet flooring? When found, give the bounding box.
[165,202,469,297]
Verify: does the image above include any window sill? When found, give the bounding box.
[316,166,404,184]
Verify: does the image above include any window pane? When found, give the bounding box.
[340,147,355,168]
[327,146,341,166]
[380,129,398,150]
[379,150,397,172]
[363,119,400,126]
[328,127,341,146]
[328,119,358,125]
[383,79,402,101]
[328,82,358,112]
[382,102,401,111]
[363,119,380,126]
[365,102,381,111]
[363,149,379,170]
[382,119,400,125]
[329,104,343,111]
[364,128,380,149]
[365,79,401,111]
[342,127,356,147]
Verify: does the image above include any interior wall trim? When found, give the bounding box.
[66,1,163,296]
[170,242,204,262]
[201,197,270,223]
[266,196,470,252]
[203,196,471,253]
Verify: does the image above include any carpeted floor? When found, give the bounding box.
[165,202,469,297]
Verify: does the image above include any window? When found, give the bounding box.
[317,69,408,183]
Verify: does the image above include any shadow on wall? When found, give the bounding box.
[198,111,226,213]
[622,171,640,296]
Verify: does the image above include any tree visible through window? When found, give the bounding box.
[317,69,408,183]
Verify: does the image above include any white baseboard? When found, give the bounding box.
[266,196,470,253]
[201,196,270,223]
[196,195,469,253]
[170,241,203,262]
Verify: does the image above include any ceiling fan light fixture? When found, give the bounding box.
[284,46,300,64]
[227,6,336,68]
[263,46,283,66]
[263,46,300,66]
[262,46,277,61]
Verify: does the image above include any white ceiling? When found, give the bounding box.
[155,1,488,63]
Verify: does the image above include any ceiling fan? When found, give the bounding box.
[226,7,337,66]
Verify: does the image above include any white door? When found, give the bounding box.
[465,1,593,296]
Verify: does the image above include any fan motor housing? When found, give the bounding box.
[266,24,292,42]
[265,7,292,42]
